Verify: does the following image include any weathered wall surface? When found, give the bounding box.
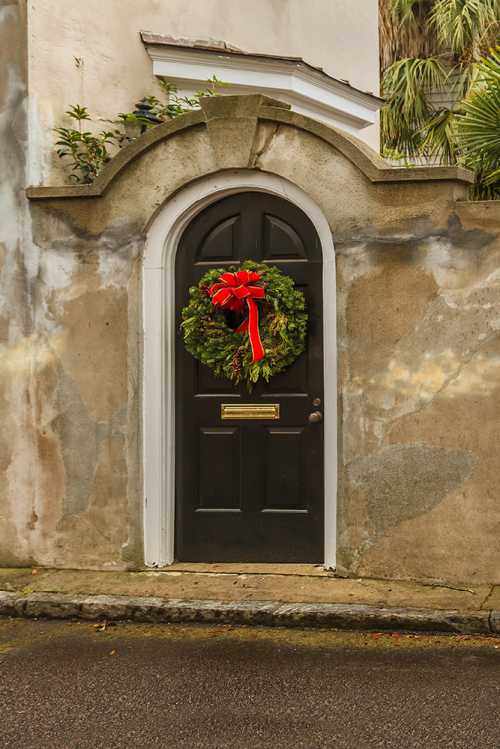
[0,0,140,570]
[251,115,500,584]
[0,190,142,570]
[26,0,380,184]
[0,0,33,566]
[3,92,499,584]
[336,199,500,584]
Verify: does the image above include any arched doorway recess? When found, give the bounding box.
[143,170,337,568]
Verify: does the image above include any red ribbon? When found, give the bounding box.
[209,270,265,362]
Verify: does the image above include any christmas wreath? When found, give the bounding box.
[181,260,307,388]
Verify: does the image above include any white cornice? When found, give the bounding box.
[142,35,382,135]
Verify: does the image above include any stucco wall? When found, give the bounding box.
[26,0,380,184]
[0,0,34,566]
[1,95,494,585]
[1,48,499,582]
[336,199,500,583]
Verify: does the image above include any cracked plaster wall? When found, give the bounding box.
[2,61,500,584]
[0,1,139,570]
[0,0,35,566]
[254,120,500,584]
[336,201,500,584]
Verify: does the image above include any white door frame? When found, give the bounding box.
[143,170,337,568]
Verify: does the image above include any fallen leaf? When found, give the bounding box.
[109,649,117,656]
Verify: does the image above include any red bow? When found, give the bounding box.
[209,270,265,362]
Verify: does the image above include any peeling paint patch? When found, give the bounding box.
[40,249,77,291]
[98,249,134,289]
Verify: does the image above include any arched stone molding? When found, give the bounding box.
[143,170,337,567]
[27,94,473,202]
[27,96,473,277]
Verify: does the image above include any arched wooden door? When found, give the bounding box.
[175,192,324,562]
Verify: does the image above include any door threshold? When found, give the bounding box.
[148,562,333,577]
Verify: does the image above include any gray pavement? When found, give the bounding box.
[0,619,499,748]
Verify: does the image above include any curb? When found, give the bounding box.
[1,590,499,635]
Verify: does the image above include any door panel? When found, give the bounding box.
[196,215,241,262]
[198,428,241,511]
[265,428,305,511]
[263,214,308,260]
[175,192,324,562]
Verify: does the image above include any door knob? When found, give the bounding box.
[308,410,323,424]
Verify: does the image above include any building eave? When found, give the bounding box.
[140,31,382,131]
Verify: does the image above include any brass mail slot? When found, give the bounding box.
[221,403,280,420]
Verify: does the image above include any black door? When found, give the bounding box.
[175,192,324,562]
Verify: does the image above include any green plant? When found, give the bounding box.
[380,0,500,198]
[55,77,223,184]
[429,0,499,59]
[457,46,500,197]
[381,56,449,158]
[137,75,221,122]
[54,105,120,183]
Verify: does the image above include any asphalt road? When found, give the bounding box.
[0,619,499,748]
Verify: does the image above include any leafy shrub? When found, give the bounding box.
[54,77,222,184]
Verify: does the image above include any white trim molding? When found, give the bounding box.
[142,32,381,140]
[143,170,337,569]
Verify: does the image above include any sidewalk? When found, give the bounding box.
[1,564,499,634]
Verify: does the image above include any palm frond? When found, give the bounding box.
[456,47,500,195]
[429,0,500,58]
[381,56,451,157]
[420,108,459,163]
[382,57,450,106]
[457,47,500,156]
[379,0,500,199]
[468,159,500,199]
[391,0,430,23]
[475,45,500,85]
[379,0,439,70]
[484,165,500,185]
